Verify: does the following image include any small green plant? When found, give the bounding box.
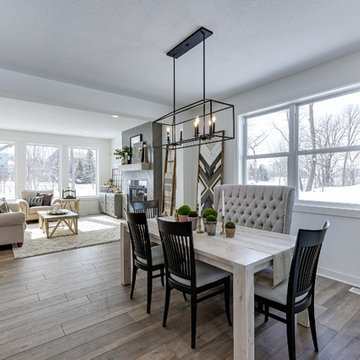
[225,221,235,229]
[178,205,191,216]
[114,145,133,160]
[188,210,198,218]
[202,208,218,219]
[206,214,217,222]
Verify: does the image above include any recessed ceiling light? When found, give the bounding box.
[85,130,90,134]
[111,114,119,118]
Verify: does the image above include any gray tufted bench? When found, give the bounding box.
[214,184,295,234]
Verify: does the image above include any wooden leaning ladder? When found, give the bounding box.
[162,145,176,216]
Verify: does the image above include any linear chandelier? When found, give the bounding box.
[153,27,235,149]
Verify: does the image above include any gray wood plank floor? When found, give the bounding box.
[0,242,359,360]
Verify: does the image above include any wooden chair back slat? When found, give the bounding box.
[287,220,330,304]
[132,200,160,219]
[157,219,194,284]
[127,212,151,264]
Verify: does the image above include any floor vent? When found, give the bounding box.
[349,287,360,295]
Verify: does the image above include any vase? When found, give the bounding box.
[125,153,128,164]
[178,214,188,222]
[205,221,217,236]
[225,228,236,238]
[188,217,197,231]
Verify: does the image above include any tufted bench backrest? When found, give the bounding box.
[214,184,295,234]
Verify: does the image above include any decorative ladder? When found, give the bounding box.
[162,145,176,216]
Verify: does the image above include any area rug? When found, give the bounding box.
[13,214,122,259]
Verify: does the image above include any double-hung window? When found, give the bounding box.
[243,87,360,207]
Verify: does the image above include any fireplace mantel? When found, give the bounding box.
[118,163,151,172]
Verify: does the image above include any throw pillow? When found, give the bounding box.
[37,193,53,206]
[0,198,9,213]
[28,196,44,208]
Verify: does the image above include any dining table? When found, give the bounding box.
[120,217,301,360]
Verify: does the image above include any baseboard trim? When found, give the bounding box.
[79,211,100,216]
[318,266,360,287]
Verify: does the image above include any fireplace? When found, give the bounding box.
[127,180,147,210]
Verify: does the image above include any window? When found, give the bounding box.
[246,109,289,186]
[26,144,60,196]
[243,87,360,206]
[0,143,16,199]
[68,147,97,197]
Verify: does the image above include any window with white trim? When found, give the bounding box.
[0,142,16,200]
[68,147,97,197]
[243,87,360,206]
[26,144,60,197]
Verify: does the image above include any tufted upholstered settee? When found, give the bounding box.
[213,184,295,234]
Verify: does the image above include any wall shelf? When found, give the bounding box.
[118,163,151,172]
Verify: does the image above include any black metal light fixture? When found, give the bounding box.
[154,27,235,150]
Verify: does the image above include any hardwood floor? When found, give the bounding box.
[0,242,359,359]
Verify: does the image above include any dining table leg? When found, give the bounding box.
[233,263,255,360]
[120,223,131,286]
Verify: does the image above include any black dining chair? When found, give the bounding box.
[254,220,330,360]
[157,218,232,349]
[127,212,164,314]
[132,200,160,219]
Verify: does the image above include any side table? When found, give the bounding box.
[60,199,80,214]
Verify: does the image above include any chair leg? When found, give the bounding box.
[160,267,164,287]
[146,270,152,314]
[265,304,269,323]
[224,277,232,327]
[183,292,188,301]
[308,303,319,352]
[191,294,197,349]
[286,313,296,360]
[163,284,171,327]
[130,265,137,299]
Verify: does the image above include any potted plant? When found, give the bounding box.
[188,210,198,231]
[202,208,218,226]
[205,214,217,236]
[114,145,133,165]
[178,205,191,222]
[225,221,236,238]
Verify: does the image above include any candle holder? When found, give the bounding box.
[220,215,225,235]
[196,203,204,233]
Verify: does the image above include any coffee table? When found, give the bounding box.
[38,210,79,239]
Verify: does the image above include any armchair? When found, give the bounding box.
[0,203,26,247]
[18,190,60,221]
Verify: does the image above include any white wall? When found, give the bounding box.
[111,133,122,170]
[0,129,112,215]
[179,50,360,286]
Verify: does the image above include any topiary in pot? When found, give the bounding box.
[205,214,217,236]
[178,205,191,222]
[188,210,198,231]
[225,221,236,238]
[202,208,218,227]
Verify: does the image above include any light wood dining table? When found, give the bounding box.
[120,218,297,360]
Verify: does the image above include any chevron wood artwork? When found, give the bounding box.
[197,131,224,213]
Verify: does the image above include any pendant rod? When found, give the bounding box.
[202,30,206,135]
[173,57,176,143]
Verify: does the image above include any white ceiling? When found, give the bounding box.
[0,97,146,139]
[0,0,360,107]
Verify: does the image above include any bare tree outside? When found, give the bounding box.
[26,145,60,195]
[247,109,289,185]
[0,143,15,199]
